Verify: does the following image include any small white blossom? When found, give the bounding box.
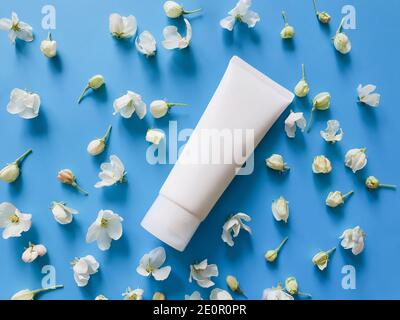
[136,247,171,281]
[95,295,108,300]
[87,125,112,156]
[7,88,40,119]
[271,196,289,223]
[0,149,32,183]
[320,120,343,143]
[220,0,260,31]
[266,154,289,173]
[40,32,57,58]
[11,285,63,300]
[312,0,331,24]
[294,64,310,98]
[146,129,165,145]
[262,285,294,300]
[163,18,192,50]
[0,12,33,44]
[357,84,380,107]
[163,1,202,18]
[333,18,351,54]
[0,202,31,239]
[285,111,306,138]
[221,213,251,247]
[123,288,144,300]
[22,243,47,263]
[78,75,105,104]
[345,148,367,173]
[189,259,218,288]
[340,226,365,255]
[280,11,295,39]
[95,155,126,188]
[312,155,332,174]
[135,31,157,57]
[109,13,137,39]
[326,191,353,208]
[185,291,203,300]
[51,201,78,225]
[86,210,123,251]
[150,100,188,118]
[72,255,99,287]
[210,288,233,300]
[312,248,336,271]
[113,91,147,119]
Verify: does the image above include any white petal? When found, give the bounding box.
[152,266,171,281]
[221,229,234,246]
[109,13,123,35]
[162,26,182,50]
[122,15,137,38]
[16,22,33,42]
[107,217,123,240]
[0,18,12,31]
[361,93,380,107]
[86,224,100,243]
[357,84,376,98]
[96,229,112,251]
[136,264,150,277]
[220,16,236,31]
[242,10,260,28]
[149,247,166,268]
[183,18,192,44]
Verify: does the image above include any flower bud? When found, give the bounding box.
[87,139,105,156]
[312,155,332,174]
[265,250,278,262]
[285,277,298,295]
[163,1,183,18]
[313,92,331,110]
[95,295,108,300]
[294,79,310,98]
[312,248,335,271]
[88,75,105,89]
[345,148,367,173]
[40,38,57,58]
[334,33,351,55]
[266,154,289,172]
[150,100,169,118]
[272,196,289,223]
[153,292,166,300]
[280,25,295,39]
[58,169,75,185]
[318,12,331,24]
[146,129,165,145]
[0,163,20,183]
[365,176,396,190]
[226,275,239,292]
[326,191,344,208]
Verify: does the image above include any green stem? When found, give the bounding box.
[168,103,188,108]
[306,108,315,133]
[301,64,305,80]
[336,18,345,34]
[297,291,312,298]
[379,183,397,189]
[276,236,289,252]
[312,0,319,15]
[72,182,89,196]
[78,85,90,104]
[15,149,32,165]
[326,247,336,256]
[235,286,247,298]
[282,11,288,25]
[102,125,112,142]
[183,8,202,15]
[48,32,52,41]
[342,190,354,200]
[32,285,64,296]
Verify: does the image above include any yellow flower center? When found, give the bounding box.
[129,294,138,300]
[10,214,20,224]
[100,218,109,228]
[146,265,154,273]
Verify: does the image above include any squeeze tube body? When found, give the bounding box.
[141,56,294,251]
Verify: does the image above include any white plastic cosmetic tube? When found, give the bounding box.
[141,56,294,251]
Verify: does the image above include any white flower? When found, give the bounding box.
[312,155,332,174]
[265,236,289,263]
[266,154,289,173]
[313,92,331,110]
[345,148,367,173]
[294,64,310,98]
[162,18,192,50]
[136,247,171,281]
[262,286,294,300]
[78,75,105,104]
[357,84,380,107]
[285,111,306,138]
[0,12,33,44]
[7,88,40,119]
[109,13,137,39]
[150,100,188,118]
[123,288,144,300]
[210,288,233,300]
[95,295,108,300]
[340,226,365,255]
[320,120,343,143]
[11,285,63,300]
[146,129,165,145]
[280,11,295,39]
[72,255,99,287]
[271,196,289,223]
[86,209,123,251]
[0,202,31,239]
[135,31,157,57]
[312,248,336,271]
[221,213,251,247]
[94,155,126,188]
[312,0,331,24]
[189,259,218,288]
[87,125,112,156]
[0,149,32,183]
[185,291,203,300]
[163,1,202,18]
[40,32,57,58]
[50,201,79,225]
[326,191,353,208]
[113,91,147,119]
[22,243,47,263]
[333,18,351,54]
[220,0,260,31]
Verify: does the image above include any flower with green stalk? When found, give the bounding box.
[265,236,289,262]
[11,285,63,300]
[312,247,336,271]
[307,92,331,132]
[57,169,88,195]
[0,149,32,183]
[150,100,188,119]
[312,0,331,24]
[78,75,105,104]
[87,125,112,156]
[333,18,351,54]
[280,11,295,39]
[326,190,354,208]
[365,176,396,191]
[226,275,247,297]
[163,1,202,19]
[285,277,312,298]
[294,64,310,97]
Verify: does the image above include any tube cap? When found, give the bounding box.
[141,194,202,252]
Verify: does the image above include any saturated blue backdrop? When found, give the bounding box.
[0,0,399,300]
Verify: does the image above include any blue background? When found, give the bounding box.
[0,0,399,300]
